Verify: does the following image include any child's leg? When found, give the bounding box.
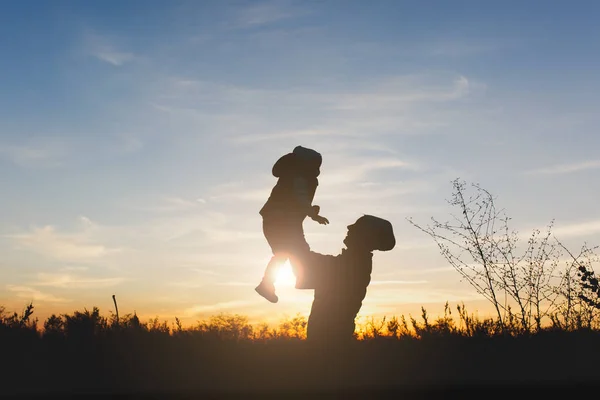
[262,253,288,285]
[261,217,289,282]
[256,216,288,303]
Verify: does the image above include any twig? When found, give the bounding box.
[112,294,119,326]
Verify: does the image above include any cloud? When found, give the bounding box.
[154,72,478,145]
[120,195,210,215]
[190,268,224,277]
[320,157,415,186]
[230,128,338,144]
[94,51,135,66]
[399,266,456,276]
[229,0,308,29]
[552,219,600,239]
[370,280,428,285]
[168,281,206,289]
[330,75,471,111]
[83,32,136,66]
[427,41,495,57]
[207,181,271,203]
[5,285,69,303]
[183,300,263,316]
[0,141,66,168]
[6,225,120,262]
[112,134,144,154]
[524,160,600,175]
[60,266,89,272]
[316,180,433,202]
[139,196,205,213]
[32,273,125,289]
[218,281,255,287]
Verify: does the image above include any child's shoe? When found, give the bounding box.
[255,281,279,303]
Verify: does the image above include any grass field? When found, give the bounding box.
[2,302,599,398]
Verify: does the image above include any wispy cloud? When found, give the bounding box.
[552,219,600,239]
[399,266,456,276]
[6,285,69,303]
[330,75,471,111]
[316,180,433,201]
[427,40,495,57]
[229,0,308,29]
[154,72,478,146]
[6,225,121,262]
[183,300,263,316]
[134,196,207,213]
[33,273,125,289]
[230,128,337,144]
[0,141,66,168]
[218,281,255,287]
[370,280,428,285]
[94,51,135,66]
[83,32,136,66]
[524,160,600,175]
[112,133,144,154]
[320,157,415,186]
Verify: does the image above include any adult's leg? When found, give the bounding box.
[306,297,328,342]
[308,298,361,343]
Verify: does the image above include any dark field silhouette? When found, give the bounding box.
[2,302,599,398]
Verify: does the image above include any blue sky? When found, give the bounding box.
[1,0,600,324]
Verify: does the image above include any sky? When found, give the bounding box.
[1,0,600,326]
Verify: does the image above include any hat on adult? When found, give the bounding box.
[354,215,396,251]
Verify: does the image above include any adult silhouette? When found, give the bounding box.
[293,215,395,342]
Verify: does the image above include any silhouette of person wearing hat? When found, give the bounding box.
[292,215,396,342]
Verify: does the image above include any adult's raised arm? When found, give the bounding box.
[291,249,338,290]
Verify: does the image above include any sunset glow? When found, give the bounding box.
[274,260,297,288]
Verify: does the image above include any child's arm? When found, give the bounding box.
[292,177,329,224]
[310,205,329,225]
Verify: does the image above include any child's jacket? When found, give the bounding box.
[259,153,318,221]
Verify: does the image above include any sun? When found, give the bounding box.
[274,260,296,287]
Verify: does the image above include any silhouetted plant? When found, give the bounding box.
[4,299,600,345]
[43,314,65,337]
[574,251,600,309]
[408,179,600,333]
[429,302,458,337]
[193,313,254,340]
[277,313,307,339]
[361,316,387,339]
[0,302,38,335]
[550,241,600,329]
[253,322,277,340]
[2,299,600,396]
[386,316,400,338]
[173,316,184,336]
[146,316,171,335]
[63,307,107,338]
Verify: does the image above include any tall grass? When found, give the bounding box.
[2,301,599,395]
[3,300,600,341]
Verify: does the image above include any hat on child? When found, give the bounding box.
[353,215,396,252]
[293,145,322,166]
